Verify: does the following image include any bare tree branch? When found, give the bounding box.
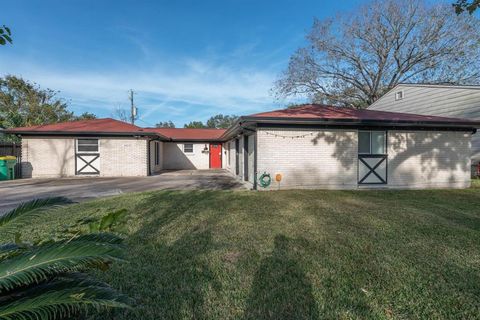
[274,0,480,108]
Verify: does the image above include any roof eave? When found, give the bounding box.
[2,130,169,139]
[239,116,480,130]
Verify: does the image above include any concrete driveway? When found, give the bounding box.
[0,170,246,214]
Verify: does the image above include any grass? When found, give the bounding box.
[3,183,480,319]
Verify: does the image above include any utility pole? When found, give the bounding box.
[129,89,138,125]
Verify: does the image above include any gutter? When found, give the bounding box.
[2,130,170,140]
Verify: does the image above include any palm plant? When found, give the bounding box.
[0,198,130,319]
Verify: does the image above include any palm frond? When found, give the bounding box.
[0,198,74,235]
[0,239,124,292]
[71,232,124,245]
[0,243,25,261]
[0,273,131,320]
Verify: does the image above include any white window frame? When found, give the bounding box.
[358,131,386,155]
[395,90,404,101]
[183,143,194,153]
[76,138,99,153]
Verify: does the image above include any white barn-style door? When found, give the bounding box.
[357,131,387,185]
[75,139,100,175]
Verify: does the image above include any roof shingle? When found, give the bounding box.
[248,104,480,124]
[6,118,148,134]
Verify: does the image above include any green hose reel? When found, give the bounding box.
[258,172,272,188]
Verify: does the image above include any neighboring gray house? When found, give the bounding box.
[368,83,480,166]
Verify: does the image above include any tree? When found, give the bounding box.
[206,114,239,129]
[184,121,206,128]
[78,112,96,120]
[453,0,480,14]
[0,75,96,130]
[0,198,130,319]
[0,25,12,46]
[156,120,175,128]
[274,0,480,108]
[112,106,129,123]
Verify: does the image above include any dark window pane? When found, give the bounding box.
[184,144,193,153]
[358,132,370,154]
[78,145,98,152]
[78,139,98,145]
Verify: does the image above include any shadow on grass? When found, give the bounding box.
[244,235,319,320]
[103,191,231,320]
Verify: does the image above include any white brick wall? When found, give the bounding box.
[387,130,471,188]
[256,128,472,190]
[21,136,148,178]
[162,142,211,169]
[21,137,75,178]
[98,138,148,177]
[257,128,358,190]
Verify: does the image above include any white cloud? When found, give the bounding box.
[0,56,281,124]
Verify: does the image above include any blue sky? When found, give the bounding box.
[0,0,371,127]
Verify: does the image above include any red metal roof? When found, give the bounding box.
[248,104,480,124]
[147,128,226,140]
[6,118,149,134]
[4,118,226,140]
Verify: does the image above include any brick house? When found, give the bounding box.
[5,104,480,190]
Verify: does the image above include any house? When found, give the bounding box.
[368,83,480,166]
[5,119,226,178]
[5,104,480,190]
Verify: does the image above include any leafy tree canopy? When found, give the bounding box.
[0,25,12,46]
[156,120,175,128]
[184,121,206,128]
[184,114,239,129]
[453,0,480,14]
[0,75,96,130]
[206,114,239,129]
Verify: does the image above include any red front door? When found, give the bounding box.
[209,143,222,169]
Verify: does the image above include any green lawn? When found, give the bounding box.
[5,182,480,319]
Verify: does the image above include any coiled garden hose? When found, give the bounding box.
[258,172,271,188]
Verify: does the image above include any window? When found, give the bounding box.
[395,90,404,100]
[183,143,193,153]
[77,139,98,152]
[358,131,386,154]
[154,142,160,165]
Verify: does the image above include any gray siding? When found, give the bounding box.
[369,84,480,163]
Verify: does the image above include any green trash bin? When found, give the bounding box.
[0,156,17,180]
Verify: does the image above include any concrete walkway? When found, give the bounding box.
[0,170,246,214]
